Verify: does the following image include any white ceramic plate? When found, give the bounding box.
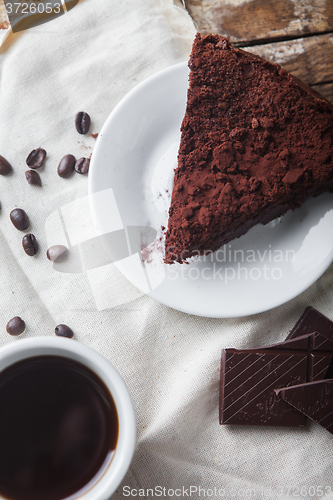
[88,62,333,318]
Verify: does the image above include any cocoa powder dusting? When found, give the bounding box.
[164,34,333,264]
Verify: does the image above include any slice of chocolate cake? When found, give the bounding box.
[164,33,333,264]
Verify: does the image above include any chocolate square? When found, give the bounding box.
[220,349,308,426]
[219,332,333,426]
[275,380,333,434]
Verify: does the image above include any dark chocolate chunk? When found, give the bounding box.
[275,380,333,434]
[75,112,91,135]
[25,170,42,186]
[10,208,30,231]
[6,316,25,336]
[220,348,308,426]
[219,332,333,427]
[74,157,90,174]
[57,154,76,178]
[26,148,46,169]
[22,234,38,256]
[55,324,74,338]
[0,155,12,175]
[287,307,333,342]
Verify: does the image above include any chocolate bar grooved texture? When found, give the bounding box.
[220,349,308,426]
[275,380,333,434]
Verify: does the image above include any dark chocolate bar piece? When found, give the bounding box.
[248,332,333,382]
[250,331,333,353]
[311,353,333,381]
[220,349,308,426]
[287,307,333,341]
[275,380,333,434]
[219,333,333,427]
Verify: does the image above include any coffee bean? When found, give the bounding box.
[0,155,12,175]
[47,245,68,262]
[75,157,90,174]
[55,324,74,338]
[22,234,38,256]
[75,112,91,135]
[25,170,42,186]
[6,316,25,336]
[10,208,30,231]
[58,154,76,178]
[26,148,46,169]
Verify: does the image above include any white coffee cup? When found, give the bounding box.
[0,337,136,500]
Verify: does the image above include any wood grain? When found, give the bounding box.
[0,0,10,29]
[244,33,333,86]
[184,0,333,45]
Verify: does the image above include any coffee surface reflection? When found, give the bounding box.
[0,355,119,500]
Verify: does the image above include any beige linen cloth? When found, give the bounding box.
[0,1,333,499]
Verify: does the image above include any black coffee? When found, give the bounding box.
[0,355,119,500]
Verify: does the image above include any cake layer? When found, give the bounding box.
[164,34,333,264]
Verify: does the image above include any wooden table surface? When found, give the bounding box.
[183,0,333,103]
[1,0,332,104]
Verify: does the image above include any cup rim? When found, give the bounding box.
[0,337,136,500]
